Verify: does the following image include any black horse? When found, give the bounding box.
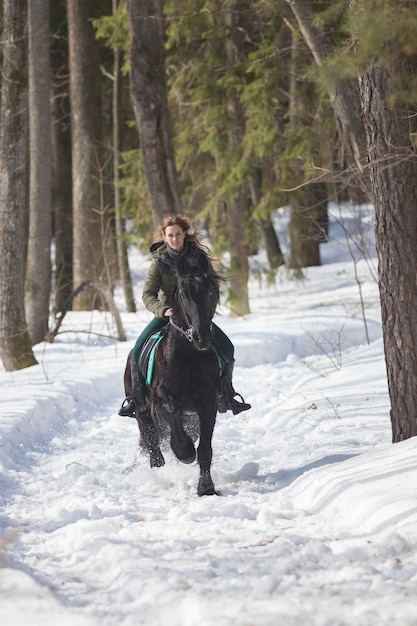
[135,253,221,496]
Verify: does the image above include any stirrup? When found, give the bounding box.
[230,393,251,415]
[118,397,137,418]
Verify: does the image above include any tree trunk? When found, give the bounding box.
[113,0,136,313]
[289,182,328,268]
[67,0,111,310]
[0,0,38,370]
[50,0,73,316]
[287,27,325,269]
[224,2,251,317]
[51,67,73,316]
[260,217,284,271]
[359,58,417,442]
[25,0,52,345]
[251,169,284,271]
[126,0,181,225]
[227,194,251,317]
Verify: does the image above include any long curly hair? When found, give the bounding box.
[154,214,217,264]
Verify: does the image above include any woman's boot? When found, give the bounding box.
[218,359,251,415]
[118,361,146,417]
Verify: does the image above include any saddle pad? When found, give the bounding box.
[138,332,164,385]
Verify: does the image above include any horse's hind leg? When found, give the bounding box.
[136,411,165,468]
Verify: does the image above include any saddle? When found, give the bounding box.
[138,327,223,386]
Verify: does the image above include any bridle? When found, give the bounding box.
[169,274,197,342]
[169,316,194,342]
[169,272,216,343]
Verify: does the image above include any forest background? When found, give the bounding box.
[1,0,417,442]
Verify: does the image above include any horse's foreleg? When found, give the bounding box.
[136,410,165,468]
[197,408,218,496]
[158,387,196,464]
[169,413,196,464]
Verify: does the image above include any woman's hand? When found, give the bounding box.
[164,308,174,317]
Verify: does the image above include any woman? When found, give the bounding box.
[118,214,251,417]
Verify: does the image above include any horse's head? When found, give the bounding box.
[173,254,220,351]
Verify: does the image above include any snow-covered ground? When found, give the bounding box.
[2,205,417,626]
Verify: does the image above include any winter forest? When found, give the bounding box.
[2,1,417,444]
[4,1,417,623]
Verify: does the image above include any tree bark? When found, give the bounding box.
[25,0,52,344]
[359,57,417,442]
[250,169,284,271]
[260,217,284,271]
[67,0,112,310]
[126,0,181,225]
[289,182,328,268]
[287,27,325,269]
[50,0,73,316]
[113,0,136,313]
[0,0,37,370]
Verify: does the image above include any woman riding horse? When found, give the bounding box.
[118,214,251,418]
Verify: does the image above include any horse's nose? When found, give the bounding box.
[194,330,212,351]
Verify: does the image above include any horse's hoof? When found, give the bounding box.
[176,447,196,464]
[197,472,219,496]
[170,434,196,464]
[198,486,221,497]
